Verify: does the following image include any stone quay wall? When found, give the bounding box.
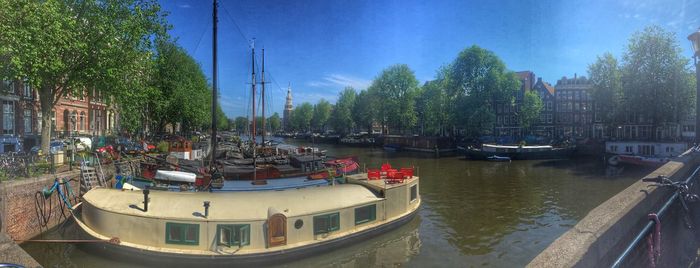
[528,151,700,267]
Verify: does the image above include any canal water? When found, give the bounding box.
[21,142,652,267]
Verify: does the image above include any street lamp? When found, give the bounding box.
[688,28,700,144]
[70,116,76,171]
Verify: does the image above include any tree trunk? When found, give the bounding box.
[39,86,54,153]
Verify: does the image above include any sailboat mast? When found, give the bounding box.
[261,48,266,146]
[209,0,218,170]
[251,47,256,144]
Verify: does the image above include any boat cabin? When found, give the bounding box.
[290,155,324,173]
[605,141,687,157]
[482,144,553,153]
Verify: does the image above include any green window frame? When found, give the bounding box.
[354,204,376,225]
[217,224,250,247]
[165,222,199,245]
[313,212,340,235]
[410,185,418,202]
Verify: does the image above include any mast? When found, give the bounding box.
[251,44,257,181]
[261,48,266,146]
[209,0,218,171]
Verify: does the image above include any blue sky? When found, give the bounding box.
[159,0,700,118]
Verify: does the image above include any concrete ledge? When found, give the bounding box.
[528,152,700,267]
[0,232,41,268]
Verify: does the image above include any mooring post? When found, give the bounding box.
[143,189,150,212]
[204,201,210,218]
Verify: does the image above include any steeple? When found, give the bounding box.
[283,83,293,131]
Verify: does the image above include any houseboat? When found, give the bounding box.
[605,141,686,167]
[71,167,420,265]
[465,144,575,160]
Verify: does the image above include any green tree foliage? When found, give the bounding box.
[151,40,212,134]
[216,105,229,131]
[330,87,357,135]
[292,102,314,132]
[367,64,419,134]
[446,46,520,136]
[418,77,450,136]
[519,91,543,129]
[620,26,694,138]
[588,53,623,124]
[312,99,332,132]
[268,113,282,133]
[234,116,249,134]
[353,90,376,134]
[0,0,166,151]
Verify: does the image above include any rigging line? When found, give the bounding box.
[191,19,211,55]
[220,1,253,48]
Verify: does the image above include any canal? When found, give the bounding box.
[21,142,652,267]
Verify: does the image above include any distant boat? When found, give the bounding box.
[486,155,511,162]
[465,144,575,160]
[614,155,670,168]
[383,144,402,152]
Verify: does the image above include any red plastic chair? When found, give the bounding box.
[400,167,414,178]
[367,169,380,180]
[381,163,393,171]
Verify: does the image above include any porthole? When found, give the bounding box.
[294,219,303,229]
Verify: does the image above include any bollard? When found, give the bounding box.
[203,201,210,218]
[143,189,150,212]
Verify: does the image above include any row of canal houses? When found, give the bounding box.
[496,71,695,143]
[496,71,694,158]
[0,79,118,150]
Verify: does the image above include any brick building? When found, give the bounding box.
[0,80,118,150]
[494,71,536,137]
[554,74,594,139]
[531,77,556,137]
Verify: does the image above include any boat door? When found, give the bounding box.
[267,209,287,247]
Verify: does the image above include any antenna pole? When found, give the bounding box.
[209,0,218,171]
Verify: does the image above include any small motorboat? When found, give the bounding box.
[154,170,197,183]
[487,155,511,162]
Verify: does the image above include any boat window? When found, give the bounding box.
[313,212,340,235]
[165,222,199,245]
[410,185,418,202]
[355,204,377,225]
[217,224,250,247]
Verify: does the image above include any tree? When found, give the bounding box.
[0,0,166,152]
[292,102,313,132]
[330,87,357,135]
[312,99,332,132]
[446,45,520,137]
[353,90,376,134]
[588,53,623,124]
[216,105,229,131]
[367,64,420,134]
[620,26,695,139]
[234,116,249,134]
[419,77,450,136]
[519,91,543,129]
[268,113,281,133]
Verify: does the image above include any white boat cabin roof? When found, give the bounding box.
[83,185,383,221]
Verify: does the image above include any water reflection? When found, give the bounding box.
[21,141,648,267]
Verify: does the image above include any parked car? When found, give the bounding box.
[0,136,22,154]
[30,140,65,155]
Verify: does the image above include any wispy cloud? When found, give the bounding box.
[307,74,371,90]
[177,4,191,8]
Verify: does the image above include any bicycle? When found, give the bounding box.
[642,175,699,229]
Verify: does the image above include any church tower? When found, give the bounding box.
[283,84,293,131]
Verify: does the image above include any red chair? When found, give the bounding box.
[400,167,414,178]
[381,163,393,171]
[387,171,404,184]
[367,169,381,180]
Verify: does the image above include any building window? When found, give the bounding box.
[71,111,77,131]
[355,204,377,225]
[313,212,340,235]
[23,109,31,134]
[23,82,31,99]
[217,224,250,247]
[410,185,418,201]
[165,222,199,245]
[79,112,85,131]
[2,80,14,94]
[3,101,14,135]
